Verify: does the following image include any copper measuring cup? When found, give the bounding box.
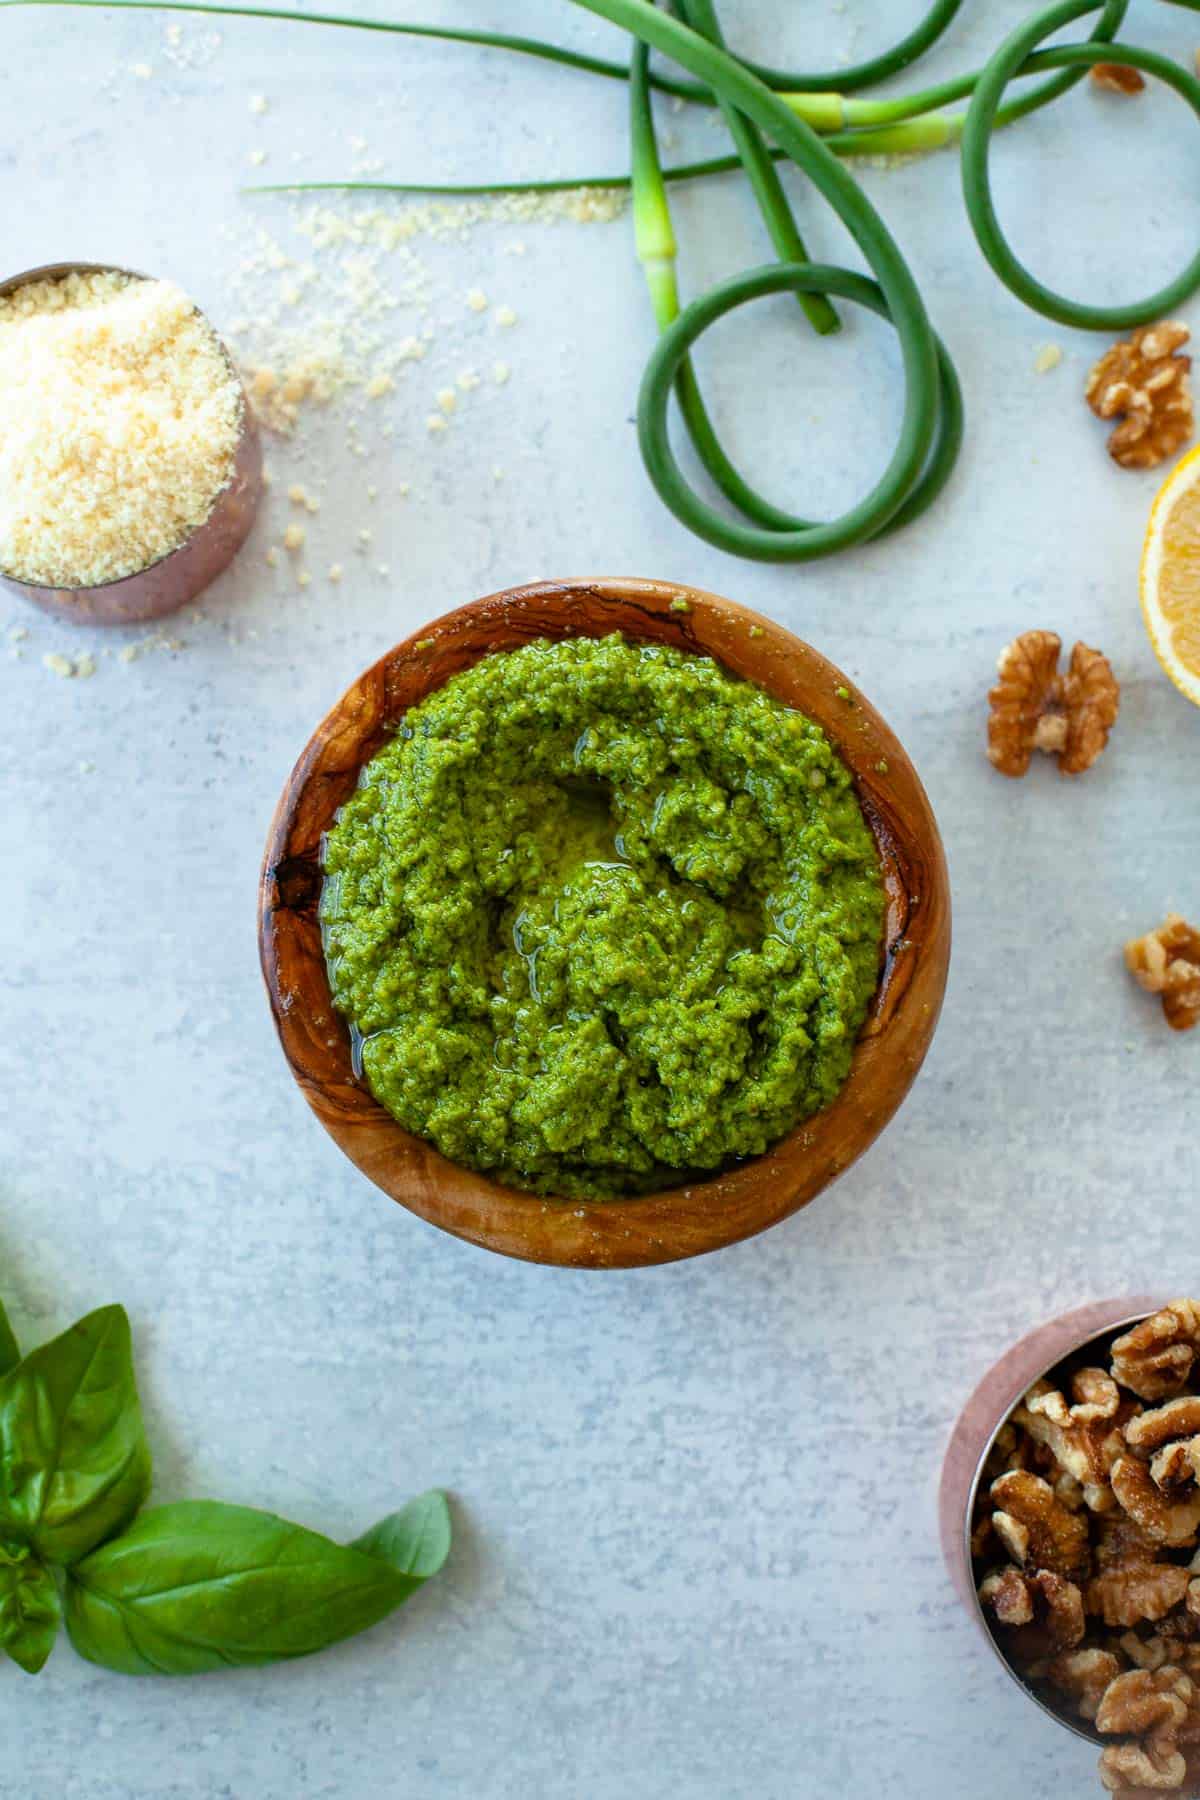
[0,261,263,625]
[939,1296,1163,1742]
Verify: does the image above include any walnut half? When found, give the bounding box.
[1126,917,1200,1033]
[987,630,1120,777]
[1096,1666,1194,1793]
[1086,321,1193,470]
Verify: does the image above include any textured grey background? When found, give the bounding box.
[2,3,1198,1796]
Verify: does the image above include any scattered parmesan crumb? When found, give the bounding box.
[265,546,280,567]
[426,413,448,434]
[1034,342,1063,374]
[42,652,74,677]
[249,93,268,114]
[366,485,377,500]
[283,522,306,551]
[492,464,504,482]
[118,644,139,664]
[457,369,480,392]
[248,149,267,168]
[297,568,311,588]
[131,62,153,79]
[365,372,393,399]
[436,387,457,414]
[328,563,343,583]
[375,563,389,577]
[357,528,372,546]
[397,481,410,497]
[78,760,95,774]
[287,483,319,512]
[9,624,28,642]
[493,361,510,385]
[466,288,488,312]
[74,651,96,678]
[495,306,518,328]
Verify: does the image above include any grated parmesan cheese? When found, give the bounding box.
[0,271,242,588]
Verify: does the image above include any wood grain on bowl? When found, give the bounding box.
[258,577,951,1269]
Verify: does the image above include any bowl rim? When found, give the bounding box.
[258,575,952,1268]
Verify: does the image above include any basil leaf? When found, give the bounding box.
[0,1540,61,1675]
[0,1305,151,1565]
[352,1490,452,1586]
[64,1500,432,1676]
[0,1302,18,1380]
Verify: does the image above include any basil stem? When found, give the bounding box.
[0,1306,151,1566]
[0,1540,61,1675]
[64,1498,451,1676]
[0,1301,18,1380]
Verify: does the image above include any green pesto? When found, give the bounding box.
[320,635,884,1198]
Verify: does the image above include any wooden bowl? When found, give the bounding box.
[258,577,951,1269]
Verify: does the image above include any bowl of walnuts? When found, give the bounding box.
[942,1298,1200,1795]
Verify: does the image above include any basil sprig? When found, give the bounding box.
[0,1306,151,1566]
[0,1301,18,1380]
[0,1539,61,1674]
[0,1296,451,1678]
[65,1494,452,1676]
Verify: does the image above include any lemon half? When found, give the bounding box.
[1141,442,1200,709]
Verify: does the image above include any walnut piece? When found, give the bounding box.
[1077,1370,1126,1422]
[1114,1305,1200,1402]
[987,631,1120,777]
[1126,918,1200,1033]
[991,1469,1092,1580]
[979,1564,1035,1626]
[1051,1646,1123,1718]
[1086,320,1194,470]
[1016,1378,1127,1510]
[1122,1633,1172,1673]
[1127,1401,1200,1459]
[1089,1562,1192,1628]
[1112,1456,1200,1548]
[1095,1515,1168,1573]
[1090,61,1147,94]
[1097,1667,1193,1793]
[980,1565,1086,1659]
[1099,1735,1187,1792]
